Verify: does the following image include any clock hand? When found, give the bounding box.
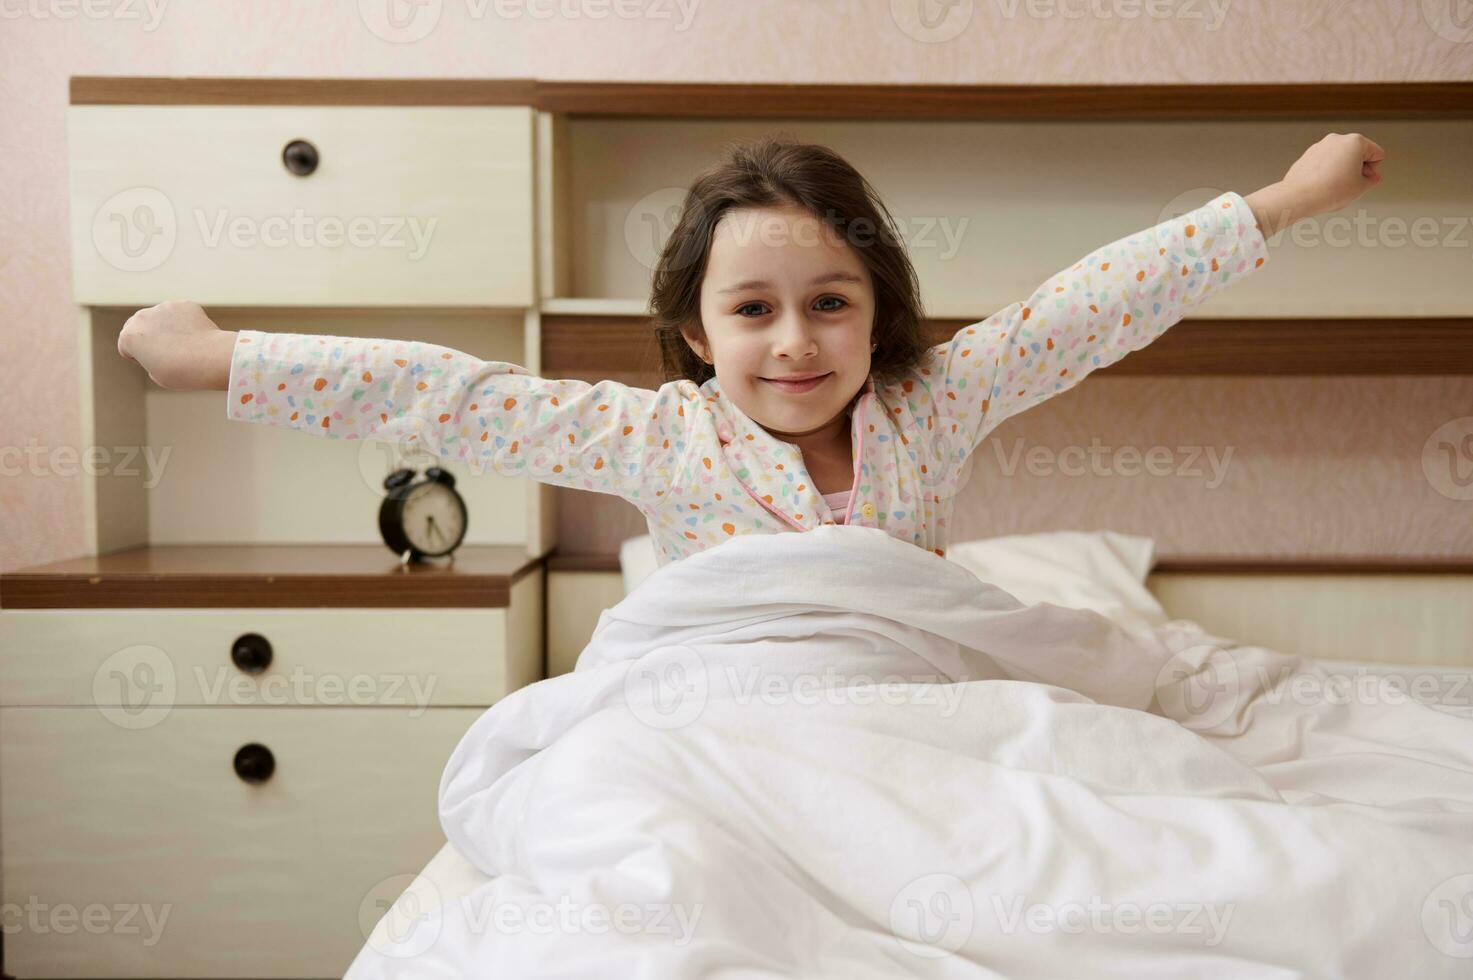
[426,515,443,544]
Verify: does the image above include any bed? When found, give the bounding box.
[345,527,1473,978]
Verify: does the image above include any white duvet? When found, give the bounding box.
[350,525,1473,979]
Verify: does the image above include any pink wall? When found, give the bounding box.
[3,1,1472,572]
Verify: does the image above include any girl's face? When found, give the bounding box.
[685,204,876,441]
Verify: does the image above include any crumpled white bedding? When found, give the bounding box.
[347,525,1473,979]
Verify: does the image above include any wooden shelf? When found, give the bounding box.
[0,545,543,609]
[540,312,1473,380]
[71,78,1473,120]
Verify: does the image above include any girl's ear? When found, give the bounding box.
[679,323,713,364]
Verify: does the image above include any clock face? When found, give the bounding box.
[399,481,466,556]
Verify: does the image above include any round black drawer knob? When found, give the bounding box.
[233,743,275,784]
[282,138,319,176]
[230,633,273,674]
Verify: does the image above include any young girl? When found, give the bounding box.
[118,133,1384,568]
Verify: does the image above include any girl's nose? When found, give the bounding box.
[771,314,818,359]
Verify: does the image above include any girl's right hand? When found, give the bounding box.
[117,300,237,391]
[1279,132,1386,219]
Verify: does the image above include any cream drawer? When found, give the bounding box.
[0,573,541,709]
[0,705,478,978]
[69,105,534,307]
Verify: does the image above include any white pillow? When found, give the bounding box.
[618,529,1166,635]
[943,529,1168,636]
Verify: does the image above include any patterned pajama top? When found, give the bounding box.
[227,191,1268,568]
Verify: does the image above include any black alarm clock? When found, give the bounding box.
[378,466,468,563]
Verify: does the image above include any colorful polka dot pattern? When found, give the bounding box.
[911,190,1269,454]
[227,191,1268,568]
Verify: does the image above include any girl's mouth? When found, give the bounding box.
[761,372,831,394]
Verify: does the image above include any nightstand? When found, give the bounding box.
[0,544,542,978]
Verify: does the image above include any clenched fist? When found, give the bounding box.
[117,301,237,391]
[1245,132,1387,239]
[1281,132,1387,217]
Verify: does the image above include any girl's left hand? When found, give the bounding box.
[1279,132,1386,219]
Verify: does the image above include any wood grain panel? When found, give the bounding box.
[71,78,1473,120]
[535,81,1473,120]
[70,77,538,106]
[0,545,542,609]
[541,314,1473,380]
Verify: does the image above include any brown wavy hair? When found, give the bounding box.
[649,134,928,388]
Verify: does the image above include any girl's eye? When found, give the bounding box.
[735,297,847,317]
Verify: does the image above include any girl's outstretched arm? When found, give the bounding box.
[918,188,1268,454]
[226,329,691,505]
[914,132,1385,458]
[117,303,692,507]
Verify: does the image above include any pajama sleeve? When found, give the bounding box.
[225,329,689,506]
[913,190,1269,456]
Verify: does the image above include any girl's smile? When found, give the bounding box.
[760,371,832,394]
